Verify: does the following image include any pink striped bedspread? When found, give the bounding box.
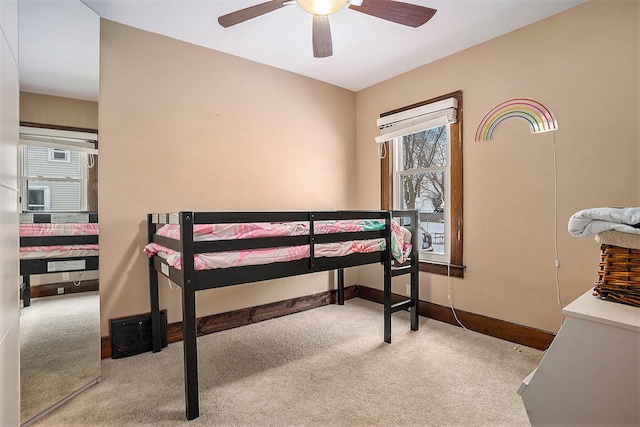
[20,223,99,236]
[20,223,99,258]
[19,245,99,259]
[144,220,412,270]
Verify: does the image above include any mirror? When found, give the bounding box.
[18,0,100,425]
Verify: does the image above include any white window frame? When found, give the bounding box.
[18,127,98,212]
[391,125,452,264]
[379,91,464,278]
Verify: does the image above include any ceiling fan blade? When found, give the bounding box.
[312,15,333,58]
[349,0,436,28]
[218,1,286,28]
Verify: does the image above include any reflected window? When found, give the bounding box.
[19,126,98,212]
[20,145,86,211]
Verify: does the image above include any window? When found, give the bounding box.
[27,186,51,211]
[48,148,71,162]
[18,126,98,212]
[380,91,464,277]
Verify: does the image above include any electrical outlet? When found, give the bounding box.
[405,284,411,296]
[62,272,70,281]
[57,287,64,294]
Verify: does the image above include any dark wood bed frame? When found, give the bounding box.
[20,211,99,307]
[147,210,420,421]
[147,211,420,420]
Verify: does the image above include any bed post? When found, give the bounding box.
[384,211,393,343]
[180,211,199,420]
[22,275,31,307]
[337,269,345,305]
[148,214,161,353]
[410,210,419,331]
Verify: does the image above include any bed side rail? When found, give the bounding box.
[20,211,98,224]
[148,210,392,254]
[20,235,99,247]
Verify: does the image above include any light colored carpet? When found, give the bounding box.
[33,298,542,426]
[20,291,101,424]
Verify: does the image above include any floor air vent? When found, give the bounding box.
[111,311,168,359]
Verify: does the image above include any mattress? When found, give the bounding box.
[19,245,99,260]
[19,223,99,237]
[20,223,99,259]
[145,219,412,270]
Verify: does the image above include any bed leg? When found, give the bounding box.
[410,209,419,332]
[337,269,345,305]
[23,275,31,307]
[182,287,199,420]
[384,261,392,344]
[410,270,419,331]
[149,269,161,352]
[148,214,162,353]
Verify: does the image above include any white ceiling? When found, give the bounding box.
[19,0,586,101]
[19,0,100,101]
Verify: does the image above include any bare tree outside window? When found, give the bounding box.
[397,126,448,255]
[381,90,463,277]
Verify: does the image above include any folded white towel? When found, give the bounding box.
[568,207,640,237]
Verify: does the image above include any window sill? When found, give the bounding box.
[419,261,464,278]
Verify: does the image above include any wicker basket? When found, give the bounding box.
[594,244,640,307]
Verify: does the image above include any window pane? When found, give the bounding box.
[27,146,82,178]
[28,180,81,211]
[28,189,45,210]
[50,149,70,161]
[399,171,446,255]
[401,126,447,170]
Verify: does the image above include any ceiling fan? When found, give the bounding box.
[218,0,437,58]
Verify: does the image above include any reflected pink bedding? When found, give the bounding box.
[19,223,99,236]
[20,223,99,259]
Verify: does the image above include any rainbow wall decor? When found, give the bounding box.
[475,98,558,142]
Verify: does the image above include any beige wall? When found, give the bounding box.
[98,0,637,338]
[20,92,98,129]
[356,0,639,333]
[99,20,357,334]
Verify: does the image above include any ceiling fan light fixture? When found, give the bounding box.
[296,0,348,16]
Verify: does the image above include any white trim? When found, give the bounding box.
[19,126,98,155]
[20,138,98,155]
[376,97,458,144]
[376,112,453,143]
[19,126,97,142]
[391,122,452,264]
[377,98,458,127]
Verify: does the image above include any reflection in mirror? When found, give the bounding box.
[18,1,100,425]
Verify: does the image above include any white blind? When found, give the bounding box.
[19,126,98,155]
[376,97,458,144]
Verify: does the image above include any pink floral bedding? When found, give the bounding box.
[19,223,99,237]
[145,220,412,270]
[19,245,99,259]
[20,223,99,258]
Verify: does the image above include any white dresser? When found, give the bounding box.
[518,289,639,426]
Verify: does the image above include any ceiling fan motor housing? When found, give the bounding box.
[297,0,349,16]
